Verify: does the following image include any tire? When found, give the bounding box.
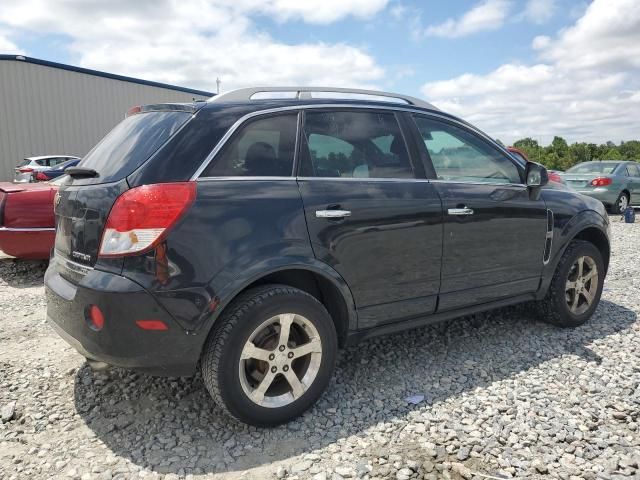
[610,191,630,214]
[201,284,338,426]
[535,240,604,327]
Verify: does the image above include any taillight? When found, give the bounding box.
[35,172,49,181]
[99,182,196,257]
[590,177,612,187]
[548,172,561,183]
[18,167,34,173]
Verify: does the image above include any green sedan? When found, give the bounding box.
[561,161,640,213]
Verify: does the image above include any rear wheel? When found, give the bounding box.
[536,240,604,327]
[610,191,629,214]
[201,285,337,426]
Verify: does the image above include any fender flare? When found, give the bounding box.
[195,255,358,340]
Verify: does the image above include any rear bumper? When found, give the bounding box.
[572,188,617,205]
[45,256,202,376]
[0,227,54,259]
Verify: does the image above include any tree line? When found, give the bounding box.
[500,137,640,171]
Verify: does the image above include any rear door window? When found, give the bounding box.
[202,113,298,177]
[300,110,414,179]
[77,111,192,184]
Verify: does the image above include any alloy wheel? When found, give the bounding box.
[565,255,598,315]
[619,194,629,212]
[239,313,322,408]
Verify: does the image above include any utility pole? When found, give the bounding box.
[216,77,221,94]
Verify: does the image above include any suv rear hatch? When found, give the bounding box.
[54,105,196,274]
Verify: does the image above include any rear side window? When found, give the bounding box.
[300,110,413,179]
[629,164,640,177]
[78,111,191,184]
[202,113,298,177]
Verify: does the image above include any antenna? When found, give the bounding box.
[216,78,221,95]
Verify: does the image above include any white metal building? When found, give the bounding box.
[0,55,213,181]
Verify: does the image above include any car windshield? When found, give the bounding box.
[567,162,619,174]
[55,158,78,169]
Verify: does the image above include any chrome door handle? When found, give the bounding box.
[316,210,351,219]
[447,207,474,216]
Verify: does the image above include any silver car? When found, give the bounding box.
[14,155,80,183]
[561,160,640,213]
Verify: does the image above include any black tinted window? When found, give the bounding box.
[203,113,297,177]
[300,111,413,179]
[414,116,520,184]
[79,111,191,184]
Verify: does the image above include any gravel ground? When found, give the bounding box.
[1,217,639,480]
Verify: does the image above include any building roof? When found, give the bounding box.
[0,54,214,97]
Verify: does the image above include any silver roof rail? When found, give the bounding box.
[208,86,437,110]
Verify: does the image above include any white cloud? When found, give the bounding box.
[258,0,389,24]
[532,35,551,50]
[0,30,22,53]
[422,0,511,39]
[522,0,556,24]
[421,0,640,144]
[0,0,388,91]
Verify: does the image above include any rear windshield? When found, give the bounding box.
[567,162,619,174]
[77,111,191,184]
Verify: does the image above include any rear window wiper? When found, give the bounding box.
[65,167,99,178]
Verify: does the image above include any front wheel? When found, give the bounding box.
[201,285,338,426]
[535,240,604,327]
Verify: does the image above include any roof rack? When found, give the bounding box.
[208,86,437,110]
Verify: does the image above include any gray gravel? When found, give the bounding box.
[1,217,639,480]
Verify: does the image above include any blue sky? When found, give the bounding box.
[0,0,637,144]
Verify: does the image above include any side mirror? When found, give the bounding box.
[525,162,548,200]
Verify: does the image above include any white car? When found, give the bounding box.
[14,155,80,183]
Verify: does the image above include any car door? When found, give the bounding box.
[410,114,548,311]
[627,164,640,199]
[297,108,443,329]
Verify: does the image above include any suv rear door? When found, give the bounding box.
[54,109,193,273]
[411,114,548,311]
[297,109,443,329]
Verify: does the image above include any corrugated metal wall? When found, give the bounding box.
[0,59,210,181]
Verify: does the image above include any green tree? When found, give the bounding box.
[604,148,623,160]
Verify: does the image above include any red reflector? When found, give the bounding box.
[35,172,49,181]
[99,182,196,257]
[135,320,169,331]
[87,305,105,331]
[590,177,612,187]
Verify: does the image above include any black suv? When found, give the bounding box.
[46,87,610,426]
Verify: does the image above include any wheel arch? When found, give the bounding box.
[202,260,357,349]
[538,210,610,298]
[572,226,610,274]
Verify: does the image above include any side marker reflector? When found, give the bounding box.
[135,320,169,331]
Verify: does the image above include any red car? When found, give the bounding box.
[507,146,564,184]
[0,178,62,259]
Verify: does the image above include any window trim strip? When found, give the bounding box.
[191,104,519,181]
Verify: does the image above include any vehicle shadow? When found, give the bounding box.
[74,299,636,476]
[0,257,48,288]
